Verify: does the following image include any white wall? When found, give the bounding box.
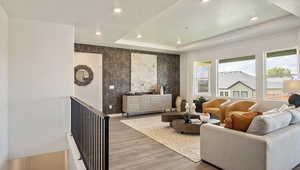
[181,28,300,111]
[0,4,8,170]
[8,18,74,159]
[67,133,86,170]
[180,55,187,99]
[74,52,102,111]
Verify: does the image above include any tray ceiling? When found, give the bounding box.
[2,0,299,52]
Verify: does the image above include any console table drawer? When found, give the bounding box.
[123,94,172,114]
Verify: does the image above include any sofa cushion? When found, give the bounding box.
[263,108,278,115]
[278,104,289,112]
[247,111,292,135]
[205,107,221,114]
[288,109,300,124]
[224,112,261,132]
[279,104,295,112]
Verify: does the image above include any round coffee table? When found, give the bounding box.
[161,112,200,126]
[171,119,220,134]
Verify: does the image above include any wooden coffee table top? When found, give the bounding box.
[171,119,220,134]
[161,112,200,122]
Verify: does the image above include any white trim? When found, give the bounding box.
[115,39,177,52]
[182,26,300,106]
[216,55,256,99]
[263,47,299,101]
[98,54,103,112]
[192,61,212,97]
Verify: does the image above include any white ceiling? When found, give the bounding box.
[2,0,179,51]
[270,0,300,18]
[121,0,289,47]
[2,0,300,53]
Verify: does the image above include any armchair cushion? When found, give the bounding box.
[225,101,257,120]
[227,111,248,116]
[203,98,231,122]
[205,107,221,114]
[203,98,230,108]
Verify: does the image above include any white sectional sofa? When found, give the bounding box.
[200,123,300,170]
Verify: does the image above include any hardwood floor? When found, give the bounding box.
[109,114,217,170]
[109,114,300,170]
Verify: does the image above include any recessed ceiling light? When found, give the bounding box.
[113,8,122,14]
[96,31,102,36]
[136,34,142,39]
[201,0,210,3]
[177,39,181,45]
[250,16,258,21]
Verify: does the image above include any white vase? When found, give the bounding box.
[191,103,196,114]
[185,103,190,113]
[160,86,164,95]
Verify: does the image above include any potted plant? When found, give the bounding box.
[193,96,207,112]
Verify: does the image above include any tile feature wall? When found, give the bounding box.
[75,44,180,114]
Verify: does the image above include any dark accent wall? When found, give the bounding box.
[75,43,180,114]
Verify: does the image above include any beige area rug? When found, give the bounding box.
[120,115,201,162]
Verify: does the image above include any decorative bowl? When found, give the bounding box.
[200,113,210,122]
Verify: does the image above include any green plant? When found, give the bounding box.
[267,67,292,77]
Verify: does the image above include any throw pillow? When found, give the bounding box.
[247,111,292,135]
[224,117,232,129]
[225,112,261,132]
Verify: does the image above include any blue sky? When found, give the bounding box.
[219,59,256,76]
[218,54,298,76]
[196,66,209,78]
[266,55,298,74]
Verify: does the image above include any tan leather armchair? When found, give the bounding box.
[203,98,231,123]
[224,100,257,120]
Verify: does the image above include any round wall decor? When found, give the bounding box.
[74,65,94,86]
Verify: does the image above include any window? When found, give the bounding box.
[241,91,248,98]
[225,92,229,97]
[265,49,298,100]
[218,56,256,98]
[219,90,229,97]
[193,61,211,95]
[233,91,240,97]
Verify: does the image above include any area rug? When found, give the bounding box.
[120,115,201,162]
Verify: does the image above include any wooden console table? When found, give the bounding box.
[122,94,172,116]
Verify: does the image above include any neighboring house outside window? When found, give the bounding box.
[241,91,248,98]
[265,49,298,100]
[219,90,230,97]
[220,91,224,96]
[233,91,240,97]
[193,61,212,95]
[218,55,256,98]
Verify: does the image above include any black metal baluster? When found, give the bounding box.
[70,97,109,170]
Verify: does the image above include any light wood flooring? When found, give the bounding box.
[109,114,300,170]
[109,114,217,170]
